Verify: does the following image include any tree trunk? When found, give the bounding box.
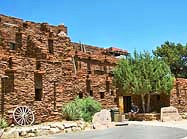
[141,94,146,113]
[146,94,151,113]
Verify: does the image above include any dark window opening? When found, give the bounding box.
[114,97,118,103]
[79,93,83,98]
[23,22,28,28]
[35,89,42,101]
[100,92,104,99]
[49,32,53,38]
[8,57,13,69]
[0,18,1,23]
[178,99,181,104]
[5,71,14,93]
[53,81,57,110]
[15,32,22,48]
[89,90,93,96]
[10,42,16,50]
[87,63,91,74]
[157,95,160,102]
[106,81,110,92]
[34,73,43,101]
[36,61,41,70]
[86,79,91,93]
[111,90,114,96]
[48,39,54,54]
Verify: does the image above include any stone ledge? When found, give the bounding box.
[1,120,93,139]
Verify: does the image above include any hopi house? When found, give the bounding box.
[0,14,186,123]
[0,14,128,123]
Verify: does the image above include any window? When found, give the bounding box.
[114,97,118,103]
[8,57,13,69]
[34,73,42,101]
[89,90,93,96]
[48,39,54,54]
[53,81,57,110]
[10,42,16,50]
[36,61,41,70]
[15,32,22,48]
[111,90,114,96]
[87,63,91,74]
[106,81,110,92]
[23,22,28,28]
[157,95,160,102]
[5,71,14,93]
[86,79,91,93]
[79,93,83,98]
[100,92,104,99]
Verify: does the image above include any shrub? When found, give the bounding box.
[62,98,81,121]
[0,118,8,129]
[62,97,101,122]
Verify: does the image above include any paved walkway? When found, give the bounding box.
[32,120,187,139]
[127,120,187,130]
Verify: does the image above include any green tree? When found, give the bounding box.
[113,51,174,112]
[153,41,187,78]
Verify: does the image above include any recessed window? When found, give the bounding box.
[48,39,54,54]
[106,81,110,92]
[0,18,1,23]
[89,90,93,96]
[16,32,22,48]
[10,42,16,50]
[157,95,160,102]
[23,22,28,28]
[87,63,91,74]
[36,61,41,70]
[79,93,83,99]
[8,57,13,69]
[5,71,14,93]
[111,90,114,96]
[100,92,104,99]
[34,73,43,101]
[114,97,118,103]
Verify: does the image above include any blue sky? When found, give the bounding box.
[1,0,187,54]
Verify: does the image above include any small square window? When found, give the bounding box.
[10,42,16,50]
[79,93,83,98]
[100,92,104,99]
[90,90,93,96]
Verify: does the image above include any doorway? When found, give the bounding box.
[123,96,131,113]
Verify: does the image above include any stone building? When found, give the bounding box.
[0,14,186,124]
[0,14,128,123]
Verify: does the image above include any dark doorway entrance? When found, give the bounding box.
[123,96,131,113]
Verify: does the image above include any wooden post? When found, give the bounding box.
[119,96,124,114]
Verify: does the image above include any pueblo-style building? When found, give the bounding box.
[0,14,186,123]
[0,14,129,123]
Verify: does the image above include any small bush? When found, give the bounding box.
[0,118,8,129]
[62,98,81,121]
[62,97,101,122]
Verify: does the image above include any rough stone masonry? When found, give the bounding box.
[0,14,128,124]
